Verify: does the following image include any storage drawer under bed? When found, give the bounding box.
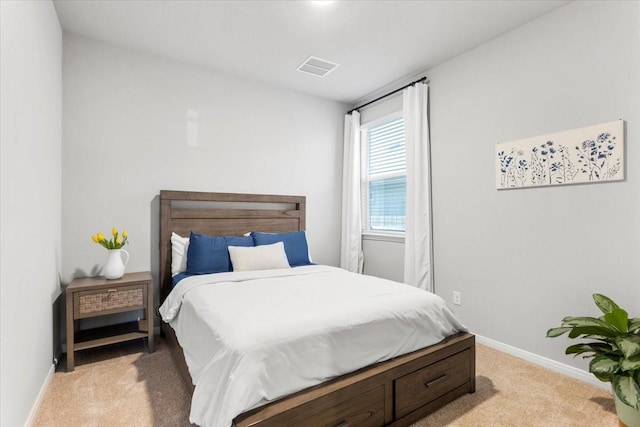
[394,349,472,419]
[244,384,386,427]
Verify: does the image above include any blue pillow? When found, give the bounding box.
[186,232,253,274]
[251,231,311,267]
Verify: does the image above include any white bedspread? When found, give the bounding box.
[159,265,466,427]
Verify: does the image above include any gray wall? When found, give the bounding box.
[62,35,346,317]
[364,0,640,372]
[363,238,404,282]
[0,1,62,425]
[429,0,640,369]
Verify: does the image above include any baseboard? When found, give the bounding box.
[474,334,609,391]
[25,363,55,427]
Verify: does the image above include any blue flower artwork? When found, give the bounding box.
[496,120,624,189]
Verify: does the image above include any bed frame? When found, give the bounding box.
[159,190,475,427]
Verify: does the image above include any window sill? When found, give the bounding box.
[362,232,405,243]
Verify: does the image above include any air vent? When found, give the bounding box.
[297,56,339,78]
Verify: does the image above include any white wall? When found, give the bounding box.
[428,0,640,370]
[0,1,62,426]
[62,35,346,314]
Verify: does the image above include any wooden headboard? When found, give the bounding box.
[159,190,306,304]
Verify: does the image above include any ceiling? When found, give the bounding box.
[53,0,570,105]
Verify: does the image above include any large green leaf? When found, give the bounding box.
[546,327,572,338]
[562,317,618,331]
[605,308,629,333]
[568,326,619,339]
[613,375,640,409]
[594,371,614,382]
[620,357,640,372]
[590,355,619,376]
[616,335,640,359]
[593,294,620,315]
[583,335,613,342]
[565,343,615,357]
[629,319,640,334]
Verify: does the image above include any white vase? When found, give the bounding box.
[614,387,640,427]
[103,249,129,280]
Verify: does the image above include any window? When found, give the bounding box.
[361,115,406,234]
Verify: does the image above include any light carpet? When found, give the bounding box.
[33,337,618,426]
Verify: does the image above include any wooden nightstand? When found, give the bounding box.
[65,271,154,372]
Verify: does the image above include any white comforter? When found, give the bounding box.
[159,265,466,427]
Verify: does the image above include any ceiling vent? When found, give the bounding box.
[296,56,339,78]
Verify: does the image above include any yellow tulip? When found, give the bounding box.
[91,235,99,243]
[122,230,128,238]
[112,227,118,236]
[115,236,122,245]
[97,232,105,241]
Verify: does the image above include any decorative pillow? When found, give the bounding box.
[251,231,312,267]
[186,232,253,274]
[171,232,189,276]
[226,236,254,270]
[228,242,290,272]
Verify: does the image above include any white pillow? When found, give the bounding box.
[171,232,189,276]
[228,242,290,272]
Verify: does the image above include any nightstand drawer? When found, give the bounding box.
[74,284,146,319]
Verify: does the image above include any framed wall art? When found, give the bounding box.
[496,119,624,190]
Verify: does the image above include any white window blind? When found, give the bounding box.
[362,116,406,233]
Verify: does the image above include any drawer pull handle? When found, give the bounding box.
[335,422,349,427]
[424,374,447,388]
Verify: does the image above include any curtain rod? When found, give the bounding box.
[347,76,429,115]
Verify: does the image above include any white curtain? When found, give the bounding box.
[340,111,364,273]
[403,83,432,291]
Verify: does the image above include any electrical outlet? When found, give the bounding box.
[453,291,462,306]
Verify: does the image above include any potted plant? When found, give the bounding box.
[547,294,640,427]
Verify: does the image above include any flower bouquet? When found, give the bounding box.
[91,228,129,249]
[91,228,130,279]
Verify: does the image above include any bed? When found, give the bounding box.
[158,190,475,427]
